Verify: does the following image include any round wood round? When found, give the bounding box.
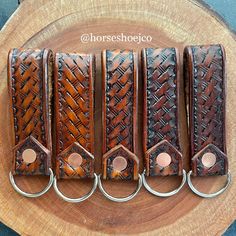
[0,0,235,235]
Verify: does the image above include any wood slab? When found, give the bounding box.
[0,0,236,235]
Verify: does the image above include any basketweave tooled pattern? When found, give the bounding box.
[143,48,182,177]
[57,53,93,152]
[10,49,46,146]
[145,48,179,150]
[185,45,228,176]
[105,50,134,152]
[55,53,94,179]
[9,48,52,175]
[191,45,225,155]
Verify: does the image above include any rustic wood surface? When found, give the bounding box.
[0,0,235,235]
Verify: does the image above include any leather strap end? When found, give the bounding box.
[56,142,94,179]
[8,48,53,176]
[145,140,183,176]
[102,144,139,180]
[12,136,51,176]
[191,144,228,176]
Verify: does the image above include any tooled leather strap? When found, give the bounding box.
[8,48,53,176]
[142,48,183,176]
[54,53,95,179]
[184,44,228,176]
[102,49,139,180]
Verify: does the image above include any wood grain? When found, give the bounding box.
[0,0,236,235]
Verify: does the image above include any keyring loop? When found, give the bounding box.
[98,174,142,202]
[9,168,54,198]
[142,169,186,197]
[53,173,98,203]
[187,170,231,198]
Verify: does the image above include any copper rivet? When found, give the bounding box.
[201,152,216,168]
[22,149,37,164]
[68,153,83,168]
[112,156,127,171]
[156,152,172,167]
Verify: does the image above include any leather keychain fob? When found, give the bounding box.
[53,52,97,203]
[98,49,142,202]
[8,48,54,198]
[184,44,231,198]
[141,48,186,197]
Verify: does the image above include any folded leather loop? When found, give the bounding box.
[8,48,54,197]
[184,44,231,198]
[141,48,186,197]
[53,52,97,203]
[98,49,142,202]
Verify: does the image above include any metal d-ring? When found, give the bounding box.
[53,173,98,203]
[9,168,54,198]
[98,174,142,202]
[142,169,187,197]
[187,170,231,198]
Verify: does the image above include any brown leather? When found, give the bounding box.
[184,44,228,176]
[8,48,53,176]
[54,52,95,179]
[142,48,183,176]
[102,49,139,180]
